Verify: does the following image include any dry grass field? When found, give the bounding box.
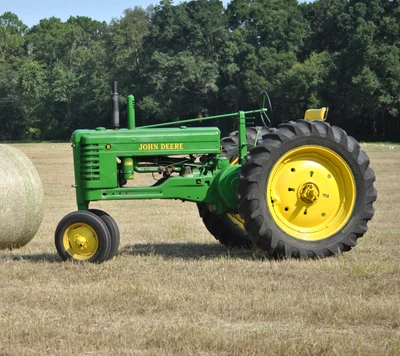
[0,142,399,355]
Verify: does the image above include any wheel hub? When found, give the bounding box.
[299,182,319,204]
[74,234,89,249]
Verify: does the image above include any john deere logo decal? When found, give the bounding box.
[138,143,184,151]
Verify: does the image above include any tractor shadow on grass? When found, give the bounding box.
[0,244,267,263]
[118,242,265,261]
[0,252,61,263]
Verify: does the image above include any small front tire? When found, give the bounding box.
[89,209,120,260]
[55,211,111,263]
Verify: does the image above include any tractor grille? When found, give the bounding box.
[81,144,100,181]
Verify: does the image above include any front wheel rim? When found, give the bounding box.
[267,145,356,241]
[63,223,99,260]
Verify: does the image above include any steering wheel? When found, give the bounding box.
[259,90,273,128]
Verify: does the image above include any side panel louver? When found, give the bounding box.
[81,144,100,181]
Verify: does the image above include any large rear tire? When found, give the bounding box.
[197,203,252,248]
[237,120,377,259]
[198,127,269,248]
[221,126,269,162]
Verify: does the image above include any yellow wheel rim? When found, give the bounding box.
[267,145,356,241]
[226,213,246,230]
[63,223,99,260]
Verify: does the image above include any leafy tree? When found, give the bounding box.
[139,0,228,124]
[340,0,400,139]
[16,60,48,138]
[102,6,153,127]
[20,16,109,139]
[0,12,27,61]
[300,0,400,139]
[1,1,400,141]
[0,62,25,140]
[0,12,27,140]
[104,7,152,87]
[299,0,348,58]
[222,0,308,120]
[276,51,335,120]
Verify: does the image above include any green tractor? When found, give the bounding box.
[55,83,377,262]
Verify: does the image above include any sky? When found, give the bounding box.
[2,0,158,28]
[2,0,311,29]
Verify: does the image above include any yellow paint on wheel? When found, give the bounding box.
[226,157,245,230]
[63,223,99,260]
[226,213,246,231]
[267,145,356,241]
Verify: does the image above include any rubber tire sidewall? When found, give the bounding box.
[221,126,269,162]
[197,203,252,248]
[89,209,120,260]
[204,126,269,247]
[55,211,111,263]
[238,121,375,258]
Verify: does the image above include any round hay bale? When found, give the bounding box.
[0,144,44,249]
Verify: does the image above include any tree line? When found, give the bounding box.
[0,0,399,141]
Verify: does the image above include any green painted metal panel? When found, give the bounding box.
[69,103,266,214]
[74,127,221,156]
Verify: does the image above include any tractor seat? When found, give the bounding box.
[304,107,328,121]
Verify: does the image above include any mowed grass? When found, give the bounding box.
[0,142,399,356]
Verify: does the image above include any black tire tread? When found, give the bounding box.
[221,126,270,161]
[237,120,377,259]
[198,126,270,248]
[197,203,252,248]
[89,209,120,260]
[55,210,112,263]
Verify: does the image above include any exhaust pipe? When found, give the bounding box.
[112,81,119,129]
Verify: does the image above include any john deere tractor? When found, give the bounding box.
[55,83,377,262]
